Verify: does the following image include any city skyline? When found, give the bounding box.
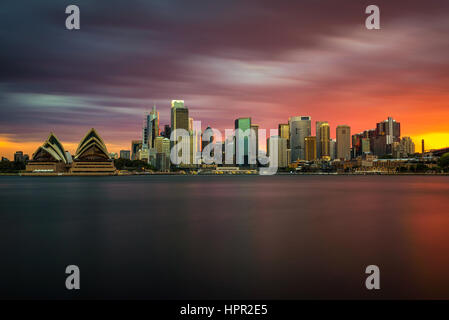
[0,102,443,160]
[2,1,449,158]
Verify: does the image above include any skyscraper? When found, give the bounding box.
[329,139,337,160]
[316,121,328,159]
[289,116,311,161]
[267,136,288,168]
[336,125,351,160]
[170,100,189,137]
[235,117,252,166]
[278,123,290,148]
[318,122,330,160]
[131,140,142,160]
[142,105,160,150]
[372,117,401,156]
[305,136,317,161]
[250,123,259,164]
[202,126,215,151]
[171,100,189,164]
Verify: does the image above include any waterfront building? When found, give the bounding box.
[267,136,288,168]
[171,100,189,137]
[131,140,142,160]
[305,136,317,161]
[371,117,401,156]
[289,116,311,162]
[336,125,351,160]
[14,151,24,162]
[70,128,116,175]
[119,150,131,160]
[329,139,336,160]
[26,133,70,173]
[235,117,252,166]
[156,152,170,171]
[318,122,330,159]
[250,124,259,164]
[278,123,290,148]
[315,121,330,159]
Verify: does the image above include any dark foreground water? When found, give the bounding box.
[1,175,449,299]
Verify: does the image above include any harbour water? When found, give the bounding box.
[1,175,449,299]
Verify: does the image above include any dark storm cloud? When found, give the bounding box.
[1,0,449,149]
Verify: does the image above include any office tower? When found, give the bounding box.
[171,100,189,164]
[171,100,189,133]
[142,105,160,149]
[14,151,24,162]
[235,117,252,166]
[330,139,336,160]
[318,122,330,159]
[316,121,328,159]
[278,123,290,148]
[362,138,370,154]
[161,124,171,138]
[202,126,215,161]
[372,117,401,155]
[336,125,351,160]
[154,136,164,153]
[267,136,288,168]
[156,153,170,171]
[202,126,215,151]
[422,139,425,154]
[402,137,415,155]
[250,124,259,164]
[131,140,142,160]
[394,137,415,158]
[119,150,131,160]
[289,116,311,162]
[304,136,317,161]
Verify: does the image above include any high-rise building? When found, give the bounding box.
[267,136,288,168]
[371,117,401,156]
[362,138,370,154]
[422,139,425,154]
[316,121,328,159]
[119,150,131,160]
[202,126,215,151]
[318,122,330,159]
[393,137,415,158]
[304,136,317,161]
[142,105,160,150]
[161,124,171,138]
[171,100,189,134]
[250,124,259,164]
[289,116,311,162]
[131,140,142,160]
[336,125,351,160]
[278,123,290,148]
[329,139,336,160]
[14,151,24,162]
[235,117,252,166]
[171,100,189,164]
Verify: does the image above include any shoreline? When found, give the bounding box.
[2,172,448,177]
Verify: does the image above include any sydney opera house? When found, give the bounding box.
[25,128,116,175]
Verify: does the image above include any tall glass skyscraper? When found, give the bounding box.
[235,117,251,166]
[319,122,330,159]
[170,100,189,138]
[289,116,311,161]
[142,105,160,150]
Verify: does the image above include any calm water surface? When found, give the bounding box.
[1,175,449,299]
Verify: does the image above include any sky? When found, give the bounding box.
[1,0,449,158]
